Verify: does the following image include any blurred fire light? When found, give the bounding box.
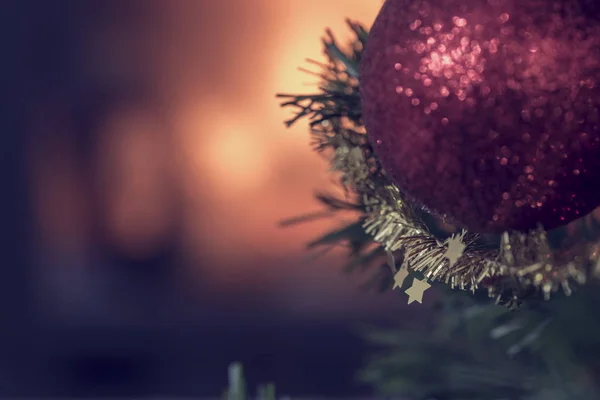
[173,0,382,290]
[202,118,273,194]
[30,1,391,317]
[94,106,181,258]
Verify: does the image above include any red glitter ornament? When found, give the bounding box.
[360,0,600,233]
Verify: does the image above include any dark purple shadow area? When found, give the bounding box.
[33,321,370,397]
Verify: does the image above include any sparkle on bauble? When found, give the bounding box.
[360,0,600,233]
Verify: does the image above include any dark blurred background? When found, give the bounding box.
[0,0,415,396]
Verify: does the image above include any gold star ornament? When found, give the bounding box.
[393,267,410,290]
[442,230,467,267]
[405,278,431,304]
[388,251,410,290]
[388,250,430,304]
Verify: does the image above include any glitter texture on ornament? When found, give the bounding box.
[278,9,600,306]
[361,0,600,233]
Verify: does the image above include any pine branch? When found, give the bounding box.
[276,19,364,133]
[276,20,389,288]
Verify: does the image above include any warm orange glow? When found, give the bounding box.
[171,1,382,298]
[96,107,179,257]
[200,115,274,194]
[31,1,390,316]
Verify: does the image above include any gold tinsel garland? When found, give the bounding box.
[278,20,599,307]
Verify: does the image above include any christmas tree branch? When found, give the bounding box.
[277,18,598,306]
[277,20,396,290]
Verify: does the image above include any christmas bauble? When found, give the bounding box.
[361,0,600,233]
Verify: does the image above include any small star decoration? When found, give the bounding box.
[393,266,410,289]
[388,251,410,289]
[442,230,467,267]
[405,278,431,304]
[388,250,431,304]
